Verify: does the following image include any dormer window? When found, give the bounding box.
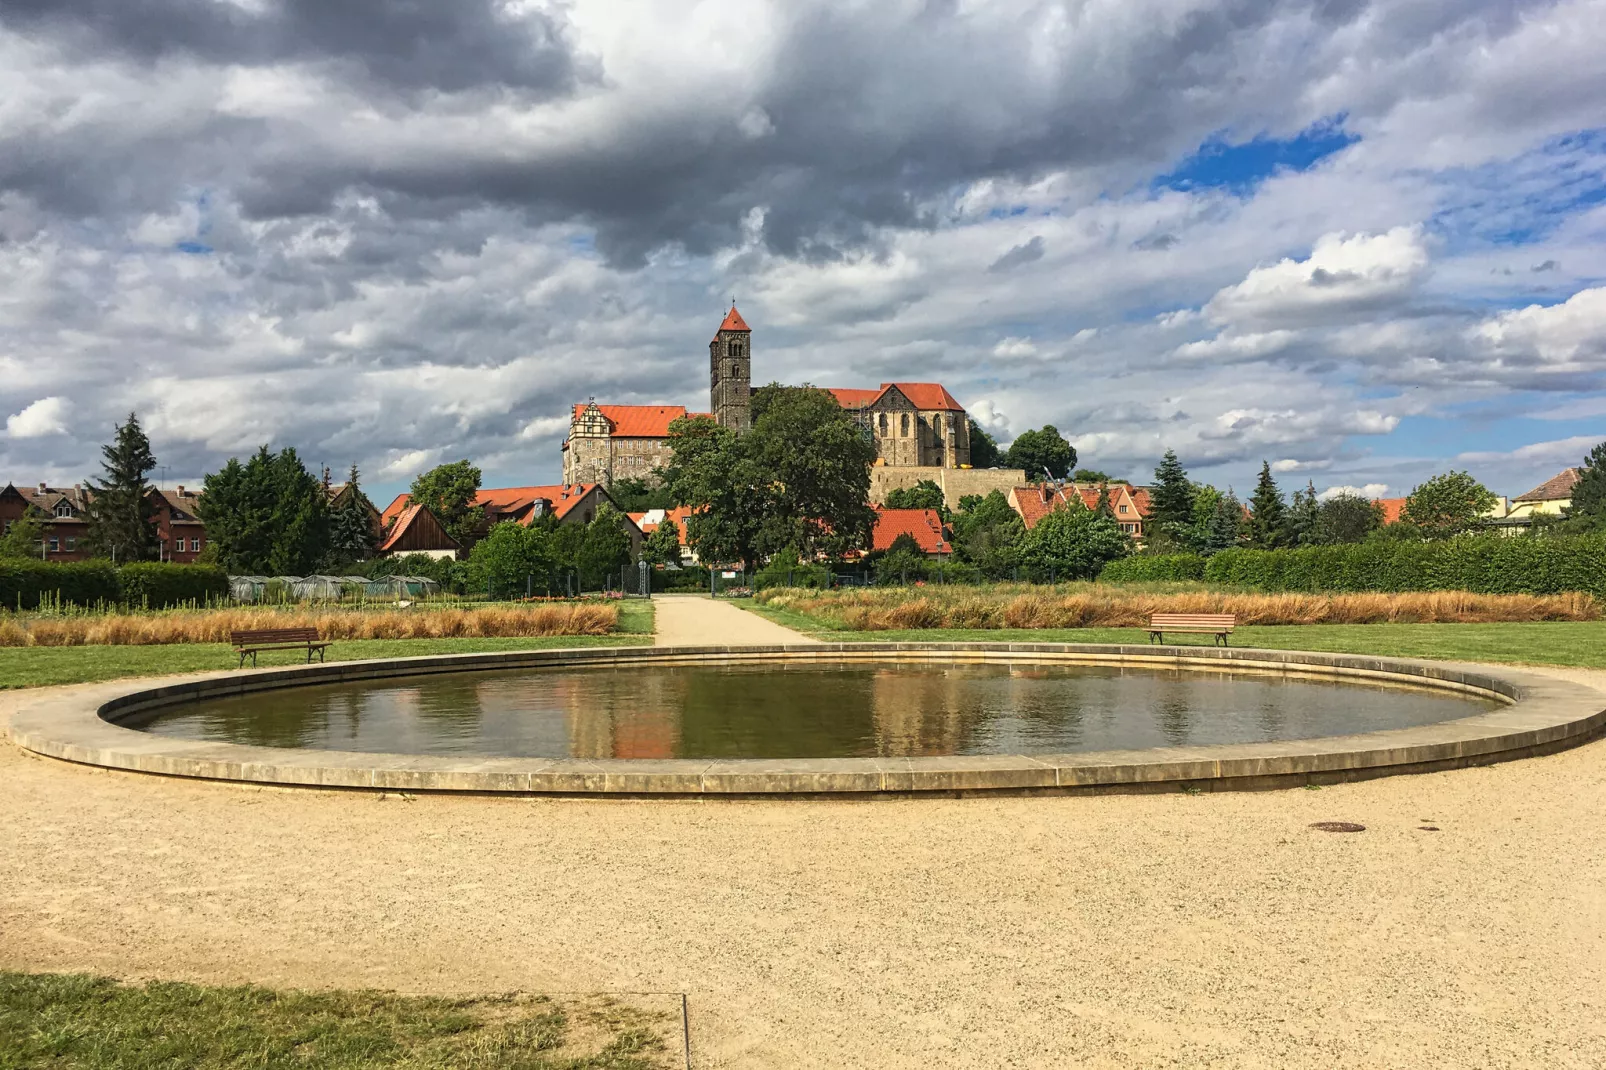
[54,501,72,518]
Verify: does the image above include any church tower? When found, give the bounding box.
[710,305,752,431]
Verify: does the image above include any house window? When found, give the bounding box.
[65,537,76,551]
[878,412,887,434]
[48,537,59,553]
[193,538,202,552]
[901,413,910,436]
[730,363,739,377]
[1119,504,1128,514]
[934,415,943,436]
[54,501,72,518]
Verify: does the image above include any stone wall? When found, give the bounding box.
[869,466,1027,508]
[562,436,674,487]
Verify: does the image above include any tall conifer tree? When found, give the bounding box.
[1149,449,1195,540]
[1247,461,1289,548]
[84,412,159,561]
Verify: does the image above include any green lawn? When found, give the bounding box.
[0,599,656,691]
[0,972,676,1070]
[740,602,1606,669]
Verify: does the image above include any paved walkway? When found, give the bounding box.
[652,594,817,647]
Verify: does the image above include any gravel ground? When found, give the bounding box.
[654,594,818,647]
[2,669,1604,1069]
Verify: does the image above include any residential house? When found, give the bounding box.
[1,482,213,562]
[1009,482,1151,538]
[629,505,700,563]
[872,507,952,557]
[379,483,644,558]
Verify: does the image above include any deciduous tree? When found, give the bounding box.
[409,460,485,551]
[1004,425,1076,480]
[967,419,1003,468]
[1017,497,1130,578]
[1402,471,1497,538]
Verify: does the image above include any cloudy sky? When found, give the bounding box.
[2,0,1603,506]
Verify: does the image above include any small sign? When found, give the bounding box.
[721,570,737,579]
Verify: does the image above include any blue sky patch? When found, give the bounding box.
[174,240,213,255]
[1154,116,1357,195]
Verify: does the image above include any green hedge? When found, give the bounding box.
[0,559,122,610]
[1202,535,1606,597]
[1099,553,1205,583]
[118,562,231,608]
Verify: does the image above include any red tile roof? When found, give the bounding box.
[715,305,751,335]
[377,504,423,553]
[1373,497,1408,525]
[885,383,966,412]
[826,387,885,409]
[823,383,967,413]
[384,484,607,530]
[872,507,951,554]
[1009,483,1148,530]
[630,505,697,536]
[477,484,603,523]
[1514,467,1581,502]
[571,404,710,438]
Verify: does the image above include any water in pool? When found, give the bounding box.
[127,660,1500,759]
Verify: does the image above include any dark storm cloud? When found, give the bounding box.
[0,0,585,94]
[0,0,1538,265]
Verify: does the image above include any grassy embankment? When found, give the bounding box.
[0,972,679,1070]
[0,600,653,690]
[743,585,1606,669]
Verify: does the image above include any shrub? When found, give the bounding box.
[118,562,231,608]
[1203,534,1606,597]
[1099,554,1205,583]
[753,549,831,591]
[0,559,122,611]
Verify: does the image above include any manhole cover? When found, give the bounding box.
[1309,821,1366,833]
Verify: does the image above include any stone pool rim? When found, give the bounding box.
[9,643,1605,796]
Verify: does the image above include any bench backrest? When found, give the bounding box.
[231,627,322,644]
[1148,613,1236,629]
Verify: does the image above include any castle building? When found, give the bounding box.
[562,306,974,485]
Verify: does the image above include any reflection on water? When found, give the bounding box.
[127,661,1501,760]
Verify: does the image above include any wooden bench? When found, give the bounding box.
[1148,613,1236,647]
[231,628,331,668]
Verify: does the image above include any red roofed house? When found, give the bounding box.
[628,505,699,563]
[1373,497,1408,525]
[379,483,643,558]
[1009,482,1150,538]
[872,507,952,557]
[0,481,215,562]
[564,306,979,489]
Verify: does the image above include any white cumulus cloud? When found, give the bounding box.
[5,396,70,438]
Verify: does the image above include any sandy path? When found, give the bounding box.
[652,594,817,647]
[2,668,1604,1068]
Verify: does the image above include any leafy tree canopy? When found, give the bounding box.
[84,412,159,562]
[1311,493,1384,544]
[409,460,485,551]
[0,505,48,559]
[1017,497,1131,578]
[884,479,946,513]
[967,419,1003,468]
[465,519,555,598]
[950,489,1024,577]
[1402,470,1497,539]
[608,476,674,513]
[643,516,683,565]
[1004,425,1076,480]
[198,446,331,574]
[665,386,877,565]
[1073,469,1114,483]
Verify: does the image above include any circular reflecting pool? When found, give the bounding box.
[125,660,1502,760]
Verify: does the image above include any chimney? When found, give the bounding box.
[38,482,47,493]
[176,485,185,495]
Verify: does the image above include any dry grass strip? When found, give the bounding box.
[0,603,618,647]
[756,586,1600,631]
